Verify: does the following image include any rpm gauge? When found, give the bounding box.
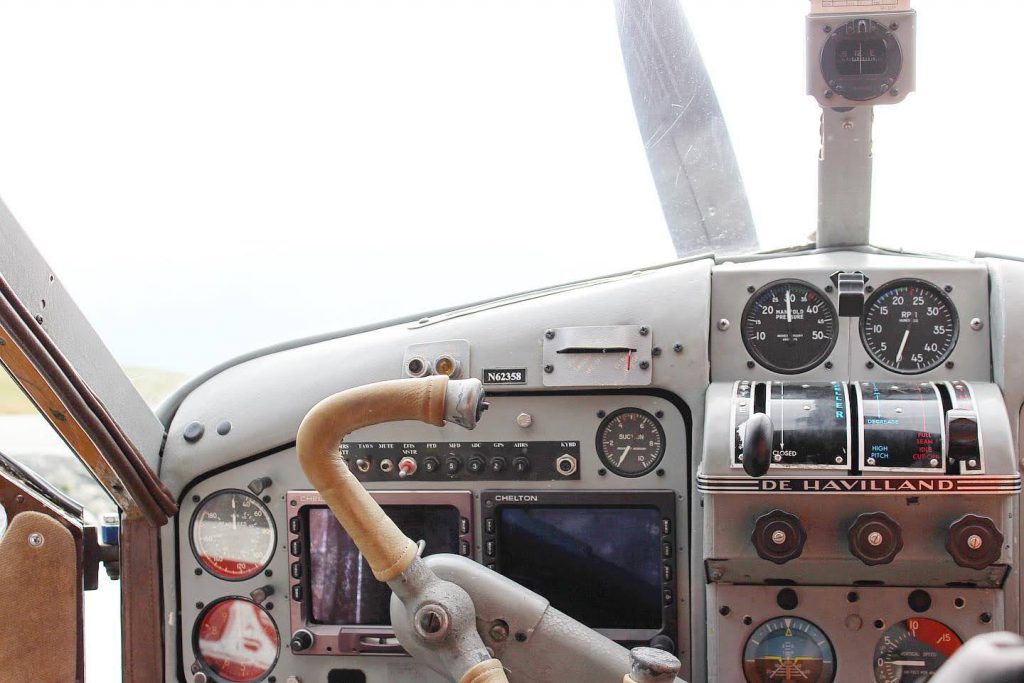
[743,616,836,683]
[742,280,838,374]
[596,408,666,477]
[861,279,959,374]
[873,618,963,683]
[191,490,276,581]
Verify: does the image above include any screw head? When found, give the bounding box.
[673,343,684,353]
[946,361,955,369]
[971,318,984,331]
[967,534,984,550]
[867,531,884,547]
[27,532,44,548]
[747,360,756,369]
[945,285,953,293]
[824,361,834,370]
[639,326,649,336]
[414,604,450,640]
[639,360,650,370]
[717,318,731,332]
[652,347,662,356]
[771,530,788,546]
[747,285,756,293]
[544,329,555,339]
[866,361,875,369]
[543,364,554,374]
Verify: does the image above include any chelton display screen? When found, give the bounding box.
[497,506,663,630]
[307,505,460,625]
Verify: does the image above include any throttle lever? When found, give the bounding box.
[742,412,774,478]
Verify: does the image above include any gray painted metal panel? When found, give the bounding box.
[0,198,164,472]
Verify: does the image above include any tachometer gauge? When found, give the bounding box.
[861,279,959,374]
[873,618,962,683]
[743,616,836,683]
[194,597,280,683]
[742,280,838,374]
[191,490,276,581]
[596,408,666,477]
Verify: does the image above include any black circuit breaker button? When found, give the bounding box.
[662,518,672,535]
[460,517,470,535]
[663,565,673,582]
[946,514,1004,570]
[423,457,440,474]
[490,457,507,474]
[512,457,531,475]
[444,456,463,476]
[752,510,807,565]
[485,540,496,557]
[485,518,496,534]
[459,540,471,556]
[849,512,904,566]
[467,457,486,475]
[662,542,673,559]
[290,562,302,580]
[290,540,302,557]
[291,584,303,602]
[289,516,302,534]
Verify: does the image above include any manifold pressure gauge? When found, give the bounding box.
[596,408,666,477]
[742,280,838,374]
[191,490,277,581]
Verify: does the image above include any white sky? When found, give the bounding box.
[0,1,1019,374]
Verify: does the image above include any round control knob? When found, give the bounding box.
[742,413,774,478]
[752,510,806,564]
[848,512,903,566]
[627,646,681,683]
[946,514,1003,570]
[290,629,314,652]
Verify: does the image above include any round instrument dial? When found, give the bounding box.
[861,279,959,374]
[873,618,963,683]
[743,616,836,683]
[742,280,838,374]
[191,490,276,581]
[194,598,280,682]
[596,408,666,477]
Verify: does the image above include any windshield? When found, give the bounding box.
[0,0,1020,379]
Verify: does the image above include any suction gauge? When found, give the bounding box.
[742,280,838,374]
[597,408,666,477]
[861,280,959,374]
[191,490,276,581]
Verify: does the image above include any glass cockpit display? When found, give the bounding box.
[743,616,836,683]
[190,490,276,581]
[742,280,838,374]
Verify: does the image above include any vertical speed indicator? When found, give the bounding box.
[742,280,838,374]
[861,279,959,374]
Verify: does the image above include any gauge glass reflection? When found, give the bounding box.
[873,618,962,683]
[195,598,279,682]
[743,616,836,683]
[191,490,276,581]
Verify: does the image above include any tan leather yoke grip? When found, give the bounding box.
[460,659,510,683]
[296,376,450,581]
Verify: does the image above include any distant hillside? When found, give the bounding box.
[0,366,188,414]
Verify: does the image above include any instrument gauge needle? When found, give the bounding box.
[232,512,237,531]
[896,329,910,366]
[786,289,792,324]
[618,445,631,467]
[890,661,926,667]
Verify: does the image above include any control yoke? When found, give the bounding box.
[296,376,685,683]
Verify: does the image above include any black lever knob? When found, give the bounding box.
[848,512,903,565]
[752,510,806,564]
[742,412,774,478]
[946,514,1003,570]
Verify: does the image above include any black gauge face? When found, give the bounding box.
[191,490,276,581]
[596,408,666,477]
[822,19,903,101]
[742,280,838,374]
[743,616,836,683]
[861,280,959,374]
[873,618,963,683]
